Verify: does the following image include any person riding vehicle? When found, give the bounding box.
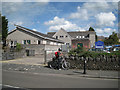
[55,48,63,70]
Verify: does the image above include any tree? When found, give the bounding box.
[16,43,22,51]
[104,32,119,45]
[2,15,8,48]
[89,27,95,31]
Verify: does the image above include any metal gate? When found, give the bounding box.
[44,50,56,64]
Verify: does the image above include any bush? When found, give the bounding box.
[68,48,120,58]
[16,43,22,51]
[67,48,120,70]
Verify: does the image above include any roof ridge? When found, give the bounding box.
[14,24,64,43]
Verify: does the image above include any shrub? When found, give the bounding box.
[16,43,22,51]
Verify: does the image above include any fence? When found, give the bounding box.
[67,55,120,71]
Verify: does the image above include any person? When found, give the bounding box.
[55,48,63,70]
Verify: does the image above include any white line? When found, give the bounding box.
[0,84,20,88]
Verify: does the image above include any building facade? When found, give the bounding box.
[47,28,96,49]
[7,25,64,54]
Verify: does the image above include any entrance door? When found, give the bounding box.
[77,43,83,48]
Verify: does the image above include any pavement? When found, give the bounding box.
[1,56,120,80]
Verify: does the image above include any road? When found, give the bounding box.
[2,70,118,89]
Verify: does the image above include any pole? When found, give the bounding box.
[83,57,86,74]
[44,50,47,64]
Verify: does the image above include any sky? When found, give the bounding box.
[1,0,119,37]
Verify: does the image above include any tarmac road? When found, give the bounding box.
[2,70,118,89]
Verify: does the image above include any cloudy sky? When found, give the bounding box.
[1,0,119,37]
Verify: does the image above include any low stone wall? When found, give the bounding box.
[67,56,120,71]
[2,49,26,60]
[2,44,61,60]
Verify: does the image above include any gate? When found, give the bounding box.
[44,50,56,64]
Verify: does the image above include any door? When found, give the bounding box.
[77,43,83,48]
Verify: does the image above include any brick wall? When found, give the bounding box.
[71,39,90,49]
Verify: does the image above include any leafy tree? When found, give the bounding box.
[89,27,95,31]
[104,32,119,45]
[2,15,8,48]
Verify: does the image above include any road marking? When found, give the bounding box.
[1,84,20,88]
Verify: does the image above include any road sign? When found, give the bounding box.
[95,41,104,49]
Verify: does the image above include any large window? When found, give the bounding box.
[24,40,31,44]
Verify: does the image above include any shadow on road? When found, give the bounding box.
[73,71,83,74]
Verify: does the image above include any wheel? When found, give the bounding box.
[48,61,54,69]
[48,61,57,69]
[62,62,70,70]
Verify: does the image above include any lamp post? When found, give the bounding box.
[83,57,87,74]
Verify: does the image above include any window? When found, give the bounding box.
[82,36,85,38]
[11,41,13,45]
[66,43,69,45]
[76,36,78,38]
[60,36,64,38]
[14,41,17,45]
[24,40,26,44]
[56,36,58,39]
[24,40,31,44]
[66,35,68,38]
[79,36,81,38]
[38,40,41,44]
[27,40,31,44]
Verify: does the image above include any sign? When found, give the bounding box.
[95,41,104,49]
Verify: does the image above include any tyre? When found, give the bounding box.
[62,62,70,70]
[48,61,54,69]
[48,61,58,69]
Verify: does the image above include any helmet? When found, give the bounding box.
[58,48,62,51]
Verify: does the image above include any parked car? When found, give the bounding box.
[113,47,120,51]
